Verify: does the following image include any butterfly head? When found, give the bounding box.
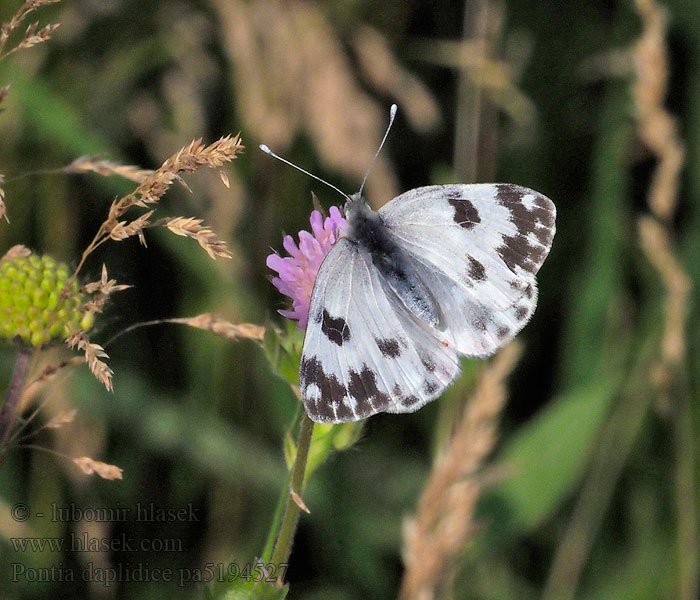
[344,192,372,222]
[344,191,364,210]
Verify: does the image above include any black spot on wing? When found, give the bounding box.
[515,305,529,320]
[533,225,553,246]
[508,279,535,299]
[423,379,439,395]
[495,185,554,272]
[472,315,487,332]
[496,233,545,275]
[495,184,555,231]
[320,309,351,346]
[448,197,481,230]
[467,257,486,282]
[348,365,390,412]
[393,384,420,408]
[404,396,420,408]
[420,354,437,373]
[334,401,353,421]
[300,356,347,420]
[375,337,401,358]
[497,326,510,339]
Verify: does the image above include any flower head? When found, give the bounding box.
[267,206,347,329]
[0,253,94,347]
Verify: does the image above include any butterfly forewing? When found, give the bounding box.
[380,184,555,294]
[377,183,555,354]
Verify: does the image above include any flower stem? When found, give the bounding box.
[261,406,302,564]
[269,413,315,579]
[0,346,31,450]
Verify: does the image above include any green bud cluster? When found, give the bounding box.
[0,254,94,347]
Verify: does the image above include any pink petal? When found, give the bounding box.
[309,210,324,238]
[282,235,300,258]
[268,205,347,330]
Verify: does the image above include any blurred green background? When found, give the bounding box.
[0,0,699,598]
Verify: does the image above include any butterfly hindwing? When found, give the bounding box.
[300,238,461,423]
[378,183,555,356]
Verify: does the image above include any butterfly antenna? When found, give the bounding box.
[259,144,351,201]
[358,103,397,197]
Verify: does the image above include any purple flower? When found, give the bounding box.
[267,206,347,329]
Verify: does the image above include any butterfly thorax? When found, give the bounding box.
[345,195,394,254]
[344,194,439,326]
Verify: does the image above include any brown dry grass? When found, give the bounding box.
[0,0,61,62]
[65,135,243,390]
[72,456,123,480]
[65,332,114,392]
[0,132,244,478]
[101,314,264,351]
[400,342,522,600]
[164,314,265,342]
[632,3,698,600]
[77,135,243,277]
[632,0,684,222]
[209,0,441,205]
[78,264,132,315]
[0,0,61,223]
[63,156,154,184]
[158,216,232,260]
[632,0,690,381]
[0,6,244,486]
[541,4,695,599]
[638,217,690,375]
[0,173,6,222]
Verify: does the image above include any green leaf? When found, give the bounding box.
[283,431,296,470]
[263,320,303,389]
[331,421,365,451]
[0,63,117,158]
[580,534,672,600]
[558,81,634,387]
[489,381,615,531]
[209,576,289,600]
[300,421,365,479]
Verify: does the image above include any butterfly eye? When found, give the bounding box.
[344,198,360,217]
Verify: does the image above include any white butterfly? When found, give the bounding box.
[262,109,556,423]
